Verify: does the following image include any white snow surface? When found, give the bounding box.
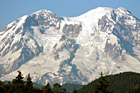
[1,7,140,85]
[68,7,113,32]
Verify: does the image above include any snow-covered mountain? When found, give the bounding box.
[0,7,140,85]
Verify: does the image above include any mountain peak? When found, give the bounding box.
[116,7,131,14]
[117,7,127,11]
[79,7,113,18]
[1,6,140,86]
[31,9,54,16]
[36,9,53,13]
[95,7,113,10]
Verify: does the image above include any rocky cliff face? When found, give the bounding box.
[0,7,140,85]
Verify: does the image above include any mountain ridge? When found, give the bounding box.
[0,7,140,85]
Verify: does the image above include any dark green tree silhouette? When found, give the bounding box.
[42,82,52,93]
[53,83,61,93]
[53,83,64,93]
[128,84,140,93]
[26,74,33,93]
[72,87,78,93]
[88,87,94,93]
[0,80,4,93]
[10,70,25,93]
[95,72,110,93]
[12,70,24,84]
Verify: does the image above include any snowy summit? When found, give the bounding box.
[0,7,140,85]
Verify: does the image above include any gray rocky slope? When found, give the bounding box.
[0,7,140,85]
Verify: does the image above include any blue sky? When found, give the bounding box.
[0,0,140,30]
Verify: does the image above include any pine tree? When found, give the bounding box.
[95,72,110,93]
[128,84,140,93]
[72,87,78,93]
[12,70,24,84]
[53,83,62,93]
[88,88,94,93]
[42,82,52,93]
[11,70,25,93]
[0,80,4,93]
[26,74,33,93]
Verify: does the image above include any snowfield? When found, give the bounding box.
[0,7,140,85]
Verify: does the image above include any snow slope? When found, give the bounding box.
[0,7,140,85]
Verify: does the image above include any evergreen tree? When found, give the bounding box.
[42,82,52,93]
[33,87,42,93]
[0,80,4,93]
[10,70,25,93]
[72,87,77,93]
[53,83,62,93]
[79,72,140,93]
[128,84,140,93]
[3,81,12,93]
[12,70,24,84]
[26,74,33,93]
[88,88,94,93]
[95,72,110,93]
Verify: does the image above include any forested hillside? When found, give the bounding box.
[79,72,140,93]
[1,71,140,93]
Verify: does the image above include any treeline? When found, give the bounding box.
[78,72,140,93]
[1,71,140,93]
[0,70,67,93]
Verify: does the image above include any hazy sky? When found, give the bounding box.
[0,0,140,30]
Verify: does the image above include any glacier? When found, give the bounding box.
[0,7,140,85]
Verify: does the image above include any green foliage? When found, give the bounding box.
[9,70,25,93]
[33,87,42,93]
[0,80,4,93]
[78,72,140,93]
[12,70,24,84]
[88,88,94,93]
[0,71,42,93]
[26,74,33,93]
[53,83,66,93]
[127,84,140,93]
[62,83,82,93]
[53,83,62,93]
[42,82,52,93]
[72,87,78,93]
[1,71,140,93]
[95,72,110,93]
